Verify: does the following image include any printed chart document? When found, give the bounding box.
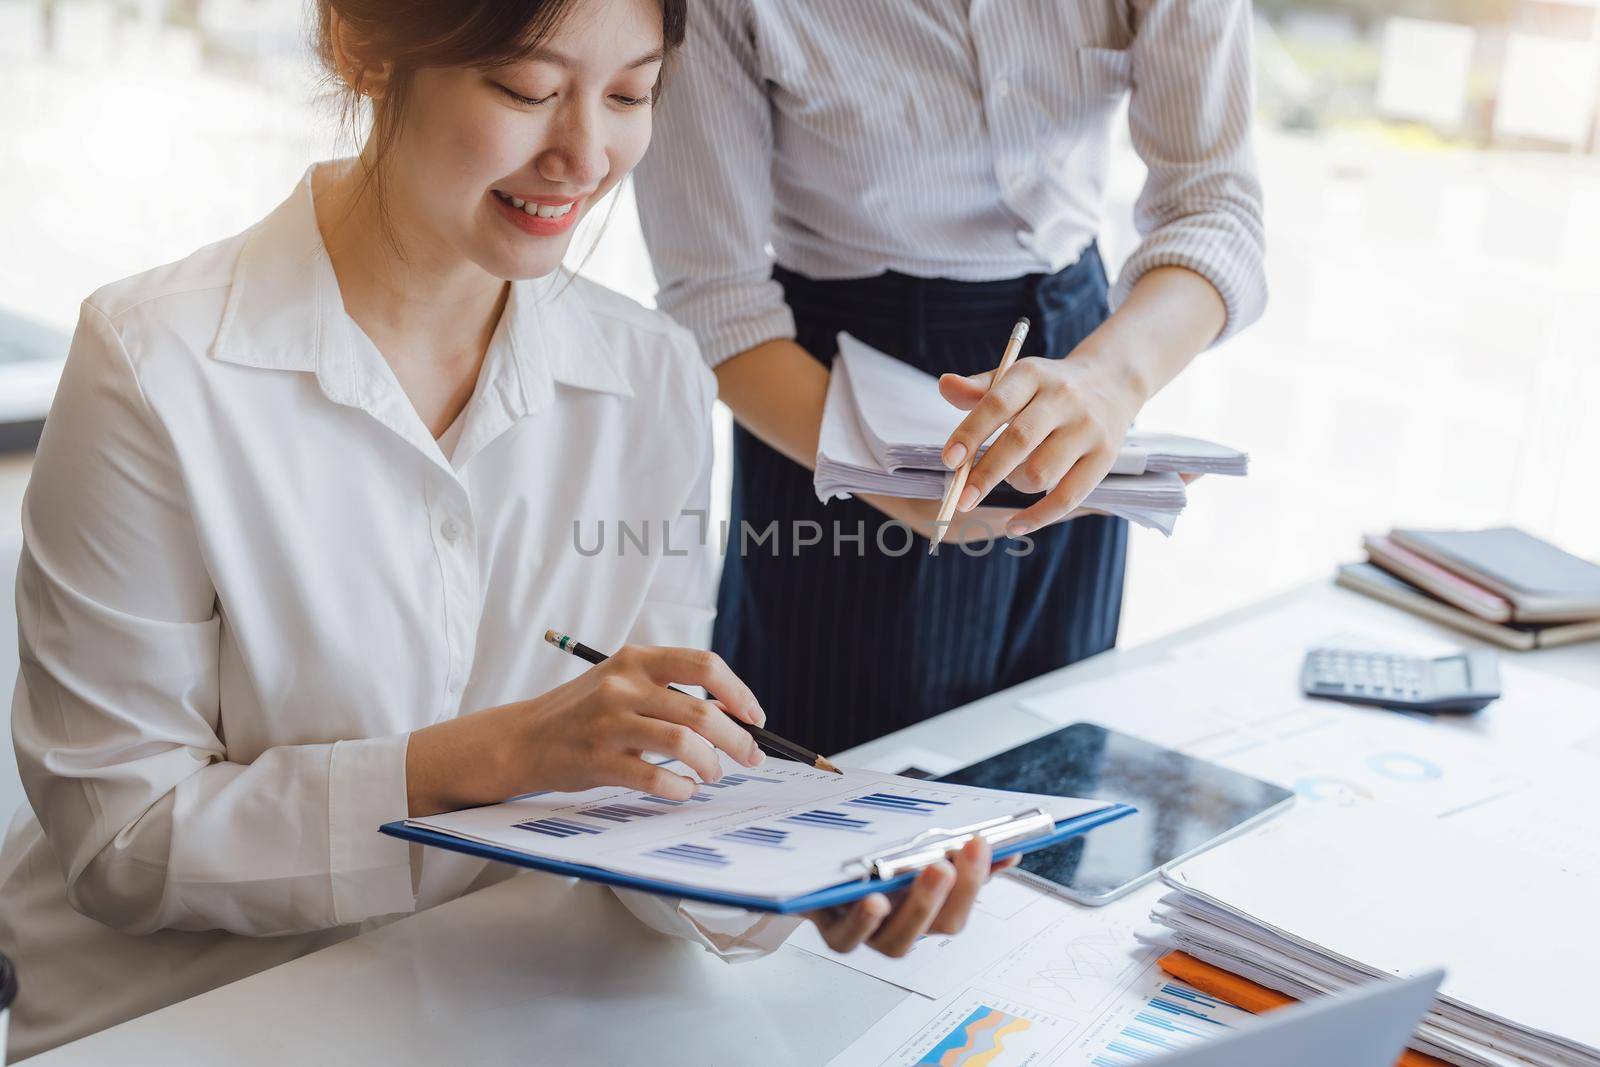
[825,883,1257,1066]
[401,755,1117,904]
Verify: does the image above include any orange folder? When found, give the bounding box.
[1157,951,1449,1067]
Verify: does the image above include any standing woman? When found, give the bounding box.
[636,2,1267,754]
[0,0,1005,1055]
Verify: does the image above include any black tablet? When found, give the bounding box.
[937,722,1294,905]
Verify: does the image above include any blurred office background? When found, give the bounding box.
[2,0,1598,816]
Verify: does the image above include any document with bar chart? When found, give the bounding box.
[389,753,1123,907]
[827,884,1257,1067]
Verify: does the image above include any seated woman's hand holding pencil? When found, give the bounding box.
[405,645,768,818]
[527,631,1019,959]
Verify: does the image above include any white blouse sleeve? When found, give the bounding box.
[13,301,416,938]
[613,346,803,959]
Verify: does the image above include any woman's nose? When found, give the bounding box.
[538,101,608,191]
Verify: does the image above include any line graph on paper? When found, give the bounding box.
[982,917,1153,1015]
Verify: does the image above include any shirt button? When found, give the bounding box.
[993,78,1012,99]
[441,517,464,543]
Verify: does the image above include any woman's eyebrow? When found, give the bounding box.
[527,47,665,70]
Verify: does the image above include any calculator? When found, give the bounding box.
[1300,647,1502,713]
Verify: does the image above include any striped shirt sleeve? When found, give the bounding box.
[1113,0,1267,345]
[635,0,796,369]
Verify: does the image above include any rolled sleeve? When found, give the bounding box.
[328,733,417,924]
[1113,0,1267,344]
[662,281,797,372]
[637,0,795,367]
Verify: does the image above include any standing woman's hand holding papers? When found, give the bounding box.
[938,266,1228,536]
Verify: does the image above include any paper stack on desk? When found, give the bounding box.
[1140,802,1600,1067]
[815,332,1247,535]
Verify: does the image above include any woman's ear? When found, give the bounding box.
[327,9,393,101]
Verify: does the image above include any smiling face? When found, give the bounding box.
[373,0,664,280]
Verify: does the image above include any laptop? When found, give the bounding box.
[1156,970,1444,1067]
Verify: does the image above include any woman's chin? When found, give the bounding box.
[480,247,571,284]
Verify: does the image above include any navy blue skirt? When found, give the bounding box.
[714,247,1127,756]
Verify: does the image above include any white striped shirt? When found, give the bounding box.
[635,0,1267,367]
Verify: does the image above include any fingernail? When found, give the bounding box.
[754,704,768,727]
[1006,521,1031,538]
[747,746,764,767]
[958,485,979,512]
[943,443,967,469]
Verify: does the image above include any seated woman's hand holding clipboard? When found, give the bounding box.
[409,633,1029,960]
[411,638,1024,957]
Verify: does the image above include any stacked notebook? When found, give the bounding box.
[816,332,1248,535]
[1140,803,1600,1067]
[1338,527,1600,650]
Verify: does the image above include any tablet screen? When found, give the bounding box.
[938,722,1294,903]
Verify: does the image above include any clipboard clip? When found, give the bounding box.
[849,808,1055,881]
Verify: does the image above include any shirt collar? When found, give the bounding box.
[211,164,634,415]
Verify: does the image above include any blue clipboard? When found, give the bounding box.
[380,802,1135,914]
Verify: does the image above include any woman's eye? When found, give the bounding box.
[610,94,650,109]
[496,82,553,107]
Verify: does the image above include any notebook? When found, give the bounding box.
[1364,533,1514,622]
[1390,527,1600,623]
[1335,562,1600,650]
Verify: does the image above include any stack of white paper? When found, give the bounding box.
[815,332,1248,535]
[1139,802,1600,1067]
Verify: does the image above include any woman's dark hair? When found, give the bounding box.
[311,0,687,244]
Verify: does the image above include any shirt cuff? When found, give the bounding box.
[1111,221,1268,348]
[613,889,802,962]
[328,732,418,925]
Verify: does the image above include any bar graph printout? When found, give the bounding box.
[858,977,1246,1067]
[405,754,1112,901]
[825,884,1256,1066]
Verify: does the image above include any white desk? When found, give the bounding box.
[32,581,1600,1066]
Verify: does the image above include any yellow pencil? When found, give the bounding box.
[930,316,1030,552]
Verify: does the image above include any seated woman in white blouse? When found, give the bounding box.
[0,0,1010,1055]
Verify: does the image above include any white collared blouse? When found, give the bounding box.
[0,166,790,1058]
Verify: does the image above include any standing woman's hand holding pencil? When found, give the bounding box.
[935,312,1149,539]
[404,645,768,818]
